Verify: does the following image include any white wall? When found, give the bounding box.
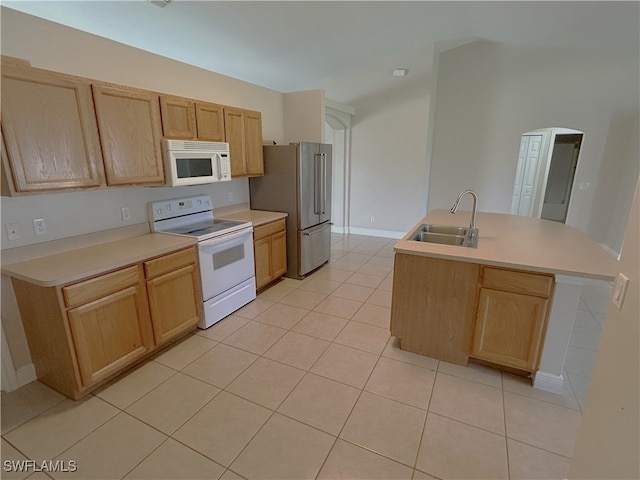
[589,112,640,255]
[427,41,640,251]
[283,90,325,144]
[350,81,430,235]
[569,178,640,478]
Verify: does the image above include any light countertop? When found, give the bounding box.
[1,233,196,287]
[218,209,288,226]
[394,209,618,281]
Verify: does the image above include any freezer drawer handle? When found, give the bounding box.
[302,222,333,235]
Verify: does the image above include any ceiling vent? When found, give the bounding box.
[149,0,173,8]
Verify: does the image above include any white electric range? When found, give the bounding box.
[149,194,256,329]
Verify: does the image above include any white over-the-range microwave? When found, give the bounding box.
[162,139,232,186]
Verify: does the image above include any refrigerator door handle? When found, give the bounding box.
[314,153,322,215]
[321,153,327,215]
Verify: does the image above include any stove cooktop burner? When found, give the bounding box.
[161,218,250,241]
[149,195,252,241]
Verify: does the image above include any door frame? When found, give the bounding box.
[513,127,585,224]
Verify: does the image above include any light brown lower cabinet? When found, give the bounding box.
[253,219,287,290]
[470,267,554,373]
[390,253,480,365]
[65,266,154,388]
[11,246,202,399]
[391,257,555,376]
[145,248,202,346]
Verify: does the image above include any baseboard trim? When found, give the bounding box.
[15,363,37,389]
[332,226,404,239]
[533,370,565,394]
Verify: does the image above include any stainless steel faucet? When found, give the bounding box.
[450,190,479,247]
[450,189,478,228]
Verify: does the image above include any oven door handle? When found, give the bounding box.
[198,227,253,247]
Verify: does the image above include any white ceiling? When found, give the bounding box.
[3,1,639,104]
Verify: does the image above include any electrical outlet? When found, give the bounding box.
[5,223,21,240]
[612,273,629,311]
[370,216,376,223]
[33,218,47,235]
[121,206,130,221]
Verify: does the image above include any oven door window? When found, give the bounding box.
[212,244,244,270]
[176,158,213,179]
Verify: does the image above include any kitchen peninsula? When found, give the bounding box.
[391,209,618,392]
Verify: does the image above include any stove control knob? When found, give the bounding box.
[166,204,171,211]
[156,208,162,215]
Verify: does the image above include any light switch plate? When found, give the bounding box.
[612,273,629,311]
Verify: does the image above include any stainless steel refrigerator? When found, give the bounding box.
[249,142,332,279]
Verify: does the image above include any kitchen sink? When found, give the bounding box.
[409,224,479,247]
[415,224,471,236]
[413,231,466,246]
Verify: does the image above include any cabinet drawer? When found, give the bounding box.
[253,219,285,240]
[63,266,140,308]
[482,267,554,298]
[144,247,197,279]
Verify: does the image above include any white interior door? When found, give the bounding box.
[512,134,543,216]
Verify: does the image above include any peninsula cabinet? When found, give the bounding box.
[1,65,106,194]
[253,218,287,290]
[160,95,225,142]
[390,255,555,376]
[470,267,555,373]
[224,107,264,177]
[10,246,202,399]
[92,84,165,186]
[390,254,480,366]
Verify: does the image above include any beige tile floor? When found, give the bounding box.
[1,233,612,480]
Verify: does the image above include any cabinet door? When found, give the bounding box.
[471,288,549,371]
[68,284,153,388]
[224,107,246,177]
[195,102,225,141]
[147,264,201,346]
[254,236,272,290]
[160,96,197,139]
[271,230,287,279]
[244,110,264,176]
[1,66,105,192]
[92,84,165,185]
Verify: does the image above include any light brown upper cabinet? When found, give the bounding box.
[159,96,197,139]
[1,65,106,194]
[196,101,225,141]
[160,95,225,142]
[224,107,264,177]
[92,84,165,186]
